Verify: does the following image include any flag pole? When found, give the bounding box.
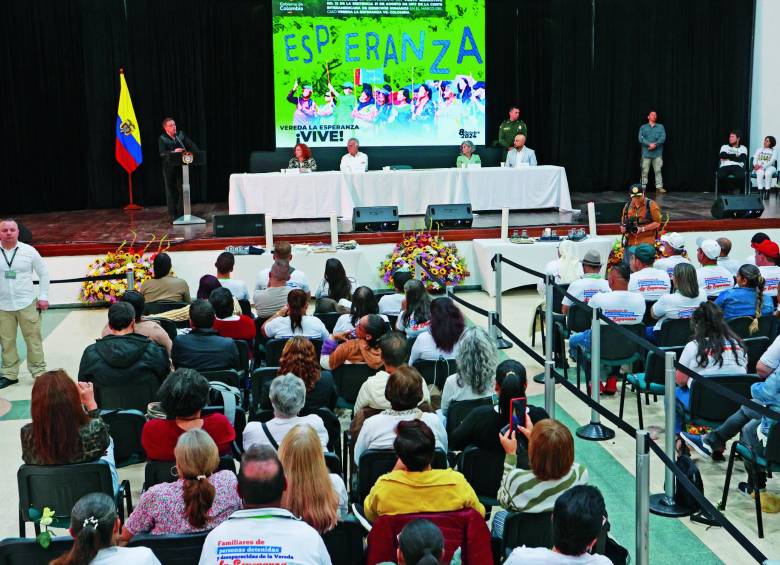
[124,171,143,211]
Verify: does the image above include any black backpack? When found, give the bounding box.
[674,454,704,511]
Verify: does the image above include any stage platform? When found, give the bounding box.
[13,190,780,256]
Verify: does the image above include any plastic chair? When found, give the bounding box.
[202,405,247,454]
[412,358,457,389]
[622,346,683,430]
[265,338,323,367]
[144,455,236,490]
[727,316,776,340]
[457,445,504,508]
[682,374,761,429]
[656,317,692,347]
[357,449,447,504]
[324,451,343,476]
[301,406,342,456]
[333,364,379,408]
[641,300,658,327]
[315,312,342,333]
[201,368,242,389]
[748,155,779,192]
[234,339,250,375]
[128,532,209,565]
[17,462,131,536]
[446,397,493,437]
[250,366,280,416]
[0,536,73,563]
[501,511,553,555]
[322,516,365,565]
[575,323,644,390]
[744,336,771,374]
[143,300,189,316]
[145,317,178,341]
[94,375,161,412]
[100,409,146,467]
[532,284,569,351]
[714,160,749,197]
[557,303,591,380]
[720,423,780,538]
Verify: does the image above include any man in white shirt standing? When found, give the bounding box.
[653,232,690,277]
[198,445,331,565]
[695,238,734,298]
[717,129,748,193]
[505,133,537,167]
[339,137,368,172]
[627,243,671,301]
[716,237,741,276]
[561,251,611,315]
[0,219,49,389]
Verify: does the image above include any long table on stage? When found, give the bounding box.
[228,166,574,218]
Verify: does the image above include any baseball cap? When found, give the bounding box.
[628,243,656,264]
[581,250,602,267]
[629,184,644,198]
[695,237,721,260]
[754,239,780,259]
[661,232,685,251]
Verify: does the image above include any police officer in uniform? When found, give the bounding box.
[620,184,662,247]
[497,105,528,150]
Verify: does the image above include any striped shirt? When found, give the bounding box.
[498,454,588,513]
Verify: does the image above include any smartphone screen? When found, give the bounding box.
[509,397,527,433]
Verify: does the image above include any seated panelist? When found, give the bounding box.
[287,143,317,171]
[505,134,537,167]
[456,140,481,168]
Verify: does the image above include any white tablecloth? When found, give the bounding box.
[472,237,615,296]
[228,166,573,219]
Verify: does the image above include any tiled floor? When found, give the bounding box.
[0,290,777,563]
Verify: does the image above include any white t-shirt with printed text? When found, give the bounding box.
[651,292,706,330]
[589,291,646,325]
[562,275,611,307]
[759,265,780,297]
[628,267,671,301]
[654,255,690,278]
[696,265,735,297]
[255,268,310,293]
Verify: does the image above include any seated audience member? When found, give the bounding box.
[408,297,465,364]
[745,232,771,266]
[456,140,481,168]
[356,366,447,460]
[505,133,537,167]
[172,300,239,371]
[333,286,388,335]
[152,275,238,323]
[354,332,431,415]
[325,313,388,371]
[78,302,169,387]
[255,241,310,294]
[314,257,356,313]
[716,237,741,276]
[753,135,778,198]
[243,373,329,450]
[675,302,747,433]
[753,238,780,297]
[627,243,671,301]
[270,336,337,412]
[681,334,780,494]
[379,270,413,316]
[123,429,241,537]
[363,419,483,522]
[568,263,645,393]
[52,493,160,565]
[396,279,432,337]
[340,137,369,172]
[279,425,348,532]
[504,486,611,565]
[714,264,773,322]
[537,240,583,297]
[215,251,250,301]
[254,260,293,319]
[199,446,330,565]
[440,327,497,417]
[494,418,588,537]
[288,142,318,171]
[561,251,611,315]
[21,371,113,480]
[142,368,235,460]
[209,287,255,342]
[387,519,448,565]
[695,238,734,298]
[101,290,172,357]
[654,232,691,277]
[450,360,548,460]
[717,129,748,192]
[649,262,706,341]
[262,289,330,342]
[141,252,191,303]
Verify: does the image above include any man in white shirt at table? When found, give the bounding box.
[339,137,368,173]
[505,133,537,167]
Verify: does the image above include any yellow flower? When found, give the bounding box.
[40,507,55,527]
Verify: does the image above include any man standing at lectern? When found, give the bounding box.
[159,117,200,222]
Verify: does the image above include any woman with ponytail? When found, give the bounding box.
[53,492,159,565]
[262,289,330,342]
[381,519,450,565]
[715,264,774,325]
[122,430,240,538]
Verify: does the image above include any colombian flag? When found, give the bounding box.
[115,69,142,173]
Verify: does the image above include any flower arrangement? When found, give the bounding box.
[31,506,55,548]
[80,234,170,304]
[379,231,469,292]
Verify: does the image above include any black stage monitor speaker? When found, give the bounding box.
[213,214,265,237]
[352,206,399,232]
[711,196,764,219]
[583,202,626,224]
[425,203,473,229]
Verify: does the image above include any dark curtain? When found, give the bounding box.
[0,0,755,214]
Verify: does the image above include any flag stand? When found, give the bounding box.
[123,172,143,211]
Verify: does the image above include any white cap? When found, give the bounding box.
[661,232,685,251]
[696,237,721,260]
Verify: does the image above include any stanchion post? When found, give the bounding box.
[650,351,692,516]
[126,267,135,291]
[636,430,650,565]
[493,253,511,349]
[534,274,556,385]
[576,307,615,440]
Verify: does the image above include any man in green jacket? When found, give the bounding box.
[497,106,528,150]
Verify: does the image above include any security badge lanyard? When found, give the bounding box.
[2,247,18,279]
